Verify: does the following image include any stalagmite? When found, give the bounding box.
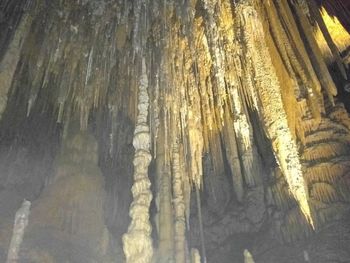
[6,200,31,263]
[190,248,201,263]
[243,249,255,263]
[303,250,310,262]
[122,58,153,263]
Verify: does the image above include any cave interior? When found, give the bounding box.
[0,0,350,262]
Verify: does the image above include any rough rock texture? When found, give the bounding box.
[251,212,350,263]
[0,0,349,263]
[122,58,153,263]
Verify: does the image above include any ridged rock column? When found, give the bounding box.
[122,58,153,263]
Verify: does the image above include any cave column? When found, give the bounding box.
[122,58,153,263]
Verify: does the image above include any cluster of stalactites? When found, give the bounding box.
[314,7,350,64]
[151,0,343,233]
[159,0,312,223]
[236,0,315,227]
[2,1,348,259]
[298,0,348,80]
[0,0,149,134]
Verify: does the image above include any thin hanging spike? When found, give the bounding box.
[0,6,33,120]
[85,46,94,87]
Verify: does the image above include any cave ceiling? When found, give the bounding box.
[0,0,350,262]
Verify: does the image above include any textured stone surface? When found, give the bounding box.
[0,0,349,262]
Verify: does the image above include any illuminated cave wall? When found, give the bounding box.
[0,0,350,262]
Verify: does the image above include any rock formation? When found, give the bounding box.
[0,0,349,262]
[6,200,31,263]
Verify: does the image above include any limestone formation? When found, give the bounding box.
[6,200,31,263]
[172,145,186,263]
[0,0,349,263]
[122,58,153,263]
[243,249,255,263]
[0,8,33,119]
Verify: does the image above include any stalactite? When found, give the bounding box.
[202,0,227,125]
[237,1,314,227]
[187,108,204,189]
[314,7,350,63]
[172,143,186,263]
[0,9,33,119]
[291,2,338,105]
[306,0,348,79]
[230,87,261,187]
[262,1,302,102]
[122,58,153,263]
[222,106,244,202]
[155,116,174,262]
[264,0,323,120]
[6,200,31,263]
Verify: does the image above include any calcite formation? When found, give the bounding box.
[315,7,350,63]
[15,128,111,262]
[0,0,349,262]
[172,145,186,263]
[6,200,31,263]
[122,58,153,263]
[244,249,255,263]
